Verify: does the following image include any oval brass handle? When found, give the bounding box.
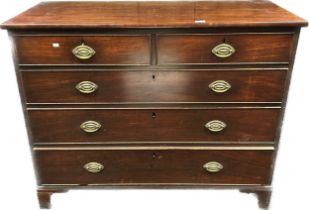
[72,43,96,60]
[209,80,231,93]
[205,120,226,132]
[76,81,98,94]
[212,43,235,58]
[80,121,101,133]
[203,161,223,173]
[84,162,104,173]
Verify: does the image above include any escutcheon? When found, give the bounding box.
[80,120,102,133]
[209,80,231,93]
[205,120,227,132]
[212,43,235,58]
[76,81,98,94]
[72,43,96,60]
[84,162,104,173]
[203,161,224,173]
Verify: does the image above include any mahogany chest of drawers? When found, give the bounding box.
[1,1,307,209]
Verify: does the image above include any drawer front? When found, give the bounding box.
[29,108,280,143]
[22,70,286,103]
[15,36,151,65]
[35,149,273,185]
[157,34,293,64]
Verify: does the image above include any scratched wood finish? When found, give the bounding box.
[28,108,280,143]
[22,70,286,103]
[1,1,307,29]
[35,150,273,185]
[15,36,151,65]
[157,34,293,64]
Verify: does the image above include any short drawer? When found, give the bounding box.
[29,108,280,143]
[15,35,151,65]
[157,34,293,64]
[35,149,273,185]
[22,70,286,103]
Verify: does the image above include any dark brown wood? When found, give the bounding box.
[37,189,68,209]
[157,34,293,64]
[35,149,273,185]
[268,29,301,185]
[1,1,307,29]
[1,1,307,209]
[28,108,280,143]
[240,188,272,209]
[15,35,151,65]
[22,70,286,103]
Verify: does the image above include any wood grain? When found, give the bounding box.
[15,35,151,65]
[28,108,280,143]
[1,1,307,29]
[157,34,293,64]
[35,149,273,185]
[1,1,307,209]
[22,70,287,103]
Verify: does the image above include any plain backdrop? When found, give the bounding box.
[0,1,308,210]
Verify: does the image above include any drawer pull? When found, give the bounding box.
[80,121,101,133]
[203,161,223,173]
[209,80,231,93]
[205,120,226,132]
[72,43,96,60]
[76,81,98,94]
[212,43,235,58]
[84,162,104,173]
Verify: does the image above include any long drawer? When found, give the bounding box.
[29,108,280,143]
[15,35,151,65]
[22,70,286,103]
[157,34,293,64]
[35,149,273,185]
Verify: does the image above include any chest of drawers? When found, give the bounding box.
[1,1,307,209]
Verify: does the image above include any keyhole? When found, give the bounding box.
[151,112,156,118]
[152,74,156,80]
[152,152,157,159]
[222,38,227,43]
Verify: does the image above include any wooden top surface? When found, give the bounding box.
[1,1,307,29]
